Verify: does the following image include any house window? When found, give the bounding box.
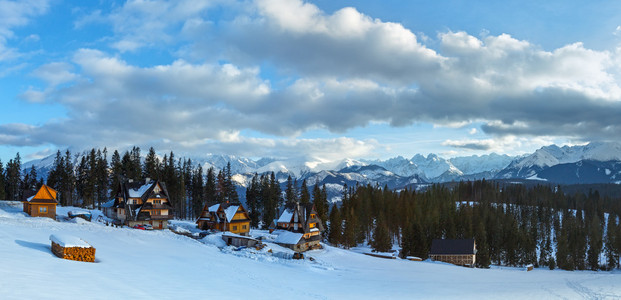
[232,226,238,231]
[39,206,47,213]
[154,200,161,205]
[310,222,316,228]
[152,210,161,216]
[242,225,247,230]
[310,214,316,219]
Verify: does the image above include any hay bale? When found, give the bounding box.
[49,234,96,263]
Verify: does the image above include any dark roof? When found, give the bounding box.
[429,239,476,255]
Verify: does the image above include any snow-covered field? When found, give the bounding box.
[2,201,621,299]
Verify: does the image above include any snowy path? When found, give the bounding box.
[1,201,621,299]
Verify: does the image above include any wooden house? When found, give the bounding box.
[102,178,173,229]
[271,203,324,252]
[23,184,58,218]
[196,202,251,236]
[429,238,477,267]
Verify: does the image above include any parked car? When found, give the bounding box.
[143,224,154,230]
[132,224,146,230]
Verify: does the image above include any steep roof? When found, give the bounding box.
[197,202,250,224]
[26,185,58,204]
[277,209,294,223]
[429,239,476,255]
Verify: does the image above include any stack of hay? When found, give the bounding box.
[49,234,96,262]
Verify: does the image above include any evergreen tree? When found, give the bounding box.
[284,175,296,207]
[299,179,310,205]
[587,214,603,270]
[371,214,392,252]
[191,165,205,218]
[312,183,329,223]
[95,149,108,209]
[205,167,217,204]
[0,159,6,200]
[109,150,122,198]
[605,213,619,270]
[328,205,342,246]
[5,153,22,200]
[143,147,160,180]
[245,174,261,228]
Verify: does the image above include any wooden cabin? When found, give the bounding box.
[196,202,251,236]
[23,184,58,219]
[101,178,173,229]
[271,203,324,252]
[429,238,477,267]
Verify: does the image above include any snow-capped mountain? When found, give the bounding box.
[495,142,621,183]
[21,142,621,191]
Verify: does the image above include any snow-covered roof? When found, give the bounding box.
[222,232,259,241]
[69,210,90,216]
[223,205,239,222]
[26,195,34,202]
[101,199,115,208]
[208,204,220,212]
[310,228,319,232]
[273,230,303,245]
[277,209,293,223]
[128,183,151,198]
[49,234,92,248]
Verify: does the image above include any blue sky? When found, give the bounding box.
[1,0,621,163]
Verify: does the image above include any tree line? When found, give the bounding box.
[325,180,621,270]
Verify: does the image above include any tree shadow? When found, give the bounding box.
[15,239,53,255]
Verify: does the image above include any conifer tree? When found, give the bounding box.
[109,150,122,198]
[0,159,6,200]
[245,174,261,228]
[328,205,342,246]
[5,153,22,200]
[284,175,296,207]
[605,213,619,270]
[143,147,160,180]
[191,165,205,218]
[371,214,392,253]
[205,167,217,204]
[299,179,310,205]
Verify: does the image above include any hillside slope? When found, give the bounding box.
[1,202,620,299]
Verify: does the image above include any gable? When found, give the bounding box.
[30,185,58,203]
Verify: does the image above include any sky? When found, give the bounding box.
[1,0,621,164]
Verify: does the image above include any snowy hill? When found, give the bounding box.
[1,201,620,299]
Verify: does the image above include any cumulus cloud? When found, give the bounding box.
[4,0,621,161]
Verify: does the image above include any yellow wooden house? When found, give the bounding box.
[196,202,251,236]
[23,184,58,219]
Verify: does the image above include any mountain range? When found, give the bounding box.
[22,142,621,203]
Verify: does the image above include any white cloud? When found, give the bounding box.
[4,0,621,160]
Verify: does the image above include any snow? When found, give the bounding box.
[69,210,90,216]
[272,230,303,245]
[128,183,151,198]
[208,203,220,212]
[277,209,293,223]
[223,205,239,222]
[2,200,621,299]
[49,234,92,248]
